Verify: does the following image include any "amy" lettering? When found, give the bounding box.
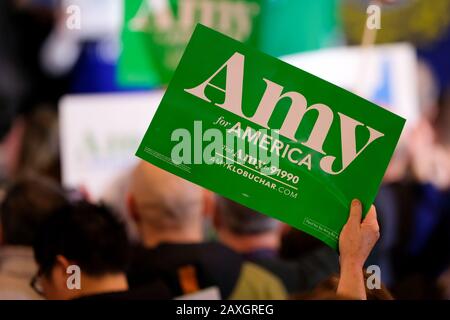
[184,52,384,175]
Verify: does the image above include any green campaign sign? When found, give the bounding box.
[118,0,160,86]
[136,24,406,249]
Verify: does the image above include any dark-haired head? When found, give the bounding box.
[215,196,280,235]
[213,196,282,256]
[32,201,130,299]
[0,175,68,246]
[34,201,130,276]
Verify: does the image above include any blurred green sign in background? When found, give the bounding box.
[118,0,340,87]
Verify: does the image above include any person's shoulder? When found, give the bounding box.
[130,242,242,263]
[229,261,288,300]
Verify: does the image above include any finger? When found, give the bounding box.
[347,199,362,225]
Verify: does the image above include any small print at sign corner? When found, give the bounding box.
[136,24,406,249]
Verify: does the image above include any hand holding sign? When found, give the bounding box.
[337,199,380,300]
[339,200,380,268]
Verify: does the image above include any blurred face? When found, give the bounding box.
[431,145,450,191]
[0,118,25,180]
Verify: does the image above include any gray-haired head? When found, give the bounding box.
[216,196,279,235]
[128,161,204,230]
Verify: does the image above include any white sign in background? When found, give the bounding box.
[282,43,420,128]
[59,91,163,203]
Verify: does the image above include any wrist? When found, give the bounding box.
[337,259,366,300]
[340,257,364,271]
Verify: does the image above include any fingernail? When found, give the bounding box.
[351,199,360,207]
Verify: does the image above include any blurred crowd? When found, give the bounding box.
[0,0,449,300]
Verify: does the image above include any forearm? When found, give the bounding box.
[337,261,366,300]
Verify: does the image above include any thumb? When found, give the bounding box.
[347,199,362,226]
[362,205,378,227]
